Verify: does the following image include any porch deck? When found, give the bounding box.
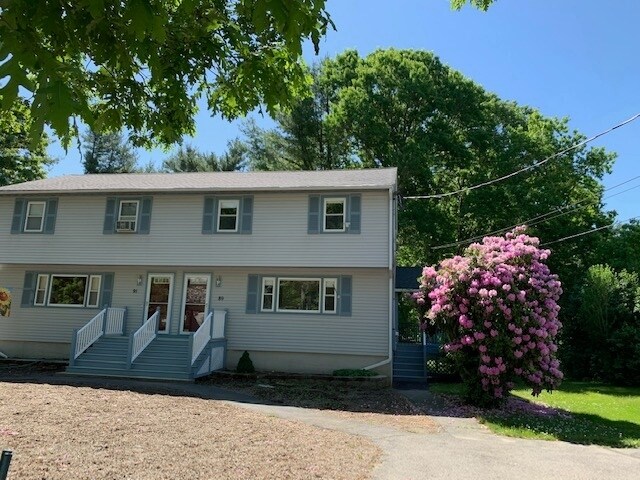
[65,307,227,381]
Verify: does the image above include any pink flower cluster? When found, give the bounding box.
[418,227,563,400]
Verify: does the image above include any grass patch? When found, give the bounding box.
[429,381,640,447]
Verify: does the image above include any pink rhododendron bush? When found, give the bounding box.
[415,227,564,406]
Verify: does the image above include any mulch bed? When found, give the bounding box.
[0,380,380,479]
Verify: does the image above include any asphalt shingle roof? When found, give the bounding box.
[0,168,397,195]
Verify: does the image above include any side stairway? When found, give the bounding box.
[393,342,427,389]
[66,335,209,381]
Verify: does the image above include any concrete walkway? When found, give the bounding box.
[6,374,640,480]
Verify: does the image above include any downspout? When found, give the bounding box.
[364,185,395,374]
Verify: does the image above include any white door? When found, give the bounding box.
[180,274,211,333]
[145,274,174,334]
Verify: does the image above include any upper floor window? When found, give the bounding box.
[202,196,253,234]
[104,196,152,234]
[308,194,361,234]
[218,199,240,232]
[24,201,46,232]
[11,198,58,235]
[116,200,139,232]
[323,198,346,232]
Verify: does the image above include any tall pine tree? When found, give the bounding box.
[82,131,138,173]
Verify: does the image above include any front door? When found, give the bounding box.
[145,274,174,333]
[181,274,211,333]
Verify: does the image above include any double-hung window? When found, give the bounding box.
[116,200,139,232]
[202,196,253,234]
[24,201,46,232]
[323,198,346,232]
[261,278,275,311]
[104,197,152,234]
[34,274,49,306]
[308,194,360,234]
[11,198,58,235]
[218,199,240,232]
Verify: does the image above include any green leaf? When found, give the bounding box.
[87,0,105,19]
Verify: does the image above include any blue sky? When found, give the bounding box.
[48,0,640,221]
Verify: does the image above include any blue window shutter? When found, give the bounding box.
[43,199,58,234]
[339,276,352,316]
[348,195,361,234]
[240,196,253,234]
[11,199,26,234]
[246,275,260,314]
[308,195,320,234]
[103,197,117,234]
[202,197,216,234]
[21,272,37,307]
[138,197,153,234]
[101,273,115,307]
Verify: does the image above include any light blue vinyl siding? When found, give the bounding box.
[0,265,389,357]
[0,191,390,268]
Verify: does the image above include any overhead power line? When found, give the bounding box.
[405,112,640,200]
[430,174,640,250]
[541,215,640,247]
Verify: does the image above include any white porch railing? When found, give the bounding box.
[105,307,127,335]
[73,308,106,359]
[130,310,159,364]
[211,309,227,339]
[191,311,212,365]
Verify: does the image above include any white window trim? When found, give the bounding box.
[322,278,338,314]
[86,275,102,308]
[276,277,322,313]
[323,197,346,232]
[118,199,139,232]
[24,201,46,233]
[47,274,90,308]
[261,277,276,312]
[217,199,240,232]
[34,274,50,306]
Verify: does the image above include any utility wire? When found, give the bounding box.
[541,215,640,247]
[405,113,640,200]
[430,174,640,250]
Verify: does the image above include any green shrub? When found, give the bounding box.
[563,264,640,385]
[608,322,640,385]
[236,351,255,374]
[332,369,377,377]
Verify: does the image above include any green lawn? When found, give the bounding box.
[430,381,640,447]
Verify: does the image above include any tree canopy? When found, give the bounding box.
[0,98,53,186]
[0,0,332,148]
[162,141,247,172]
[82,130,138,173]
[240,49,616,290]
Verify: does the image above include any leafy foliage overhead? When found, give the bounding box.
[241,49,616,283]
[0,98,53,186]
[0,0,332,147]
[450,0,496,10]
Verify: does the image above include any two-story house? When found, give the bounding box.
[0,168,397,380]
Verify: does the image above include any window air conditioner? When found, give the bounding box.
[116,220,136,232]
